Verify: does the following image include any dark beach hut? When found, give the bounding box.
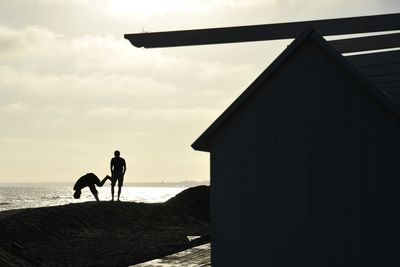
[191,27,400,266]
[124,13,400,266]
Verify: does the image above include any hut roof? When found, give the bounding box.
[191,27,400,152]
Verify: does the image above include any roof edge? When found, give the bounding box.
[191,26,316,151]
[192,26,400,152]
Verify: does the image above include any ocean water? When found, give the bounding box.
[0,185,187,212]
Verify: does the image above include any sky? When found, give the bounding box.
[0,0,399,183]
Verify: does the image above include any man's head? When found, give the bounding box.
[73,189,81,199]
[114,150,120,157]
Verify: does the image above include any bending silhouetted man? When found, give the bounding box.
[73,173,110,201]
[110,150,126,201]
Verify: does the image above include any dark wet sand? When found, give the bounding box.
[0,186,209,267]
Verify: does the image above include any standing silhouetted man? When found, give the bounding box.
[73,173,110,201]
[110,150,126,201]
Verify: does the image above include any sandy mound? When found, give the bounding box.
[0,186,210,267]
[166,185,209,221]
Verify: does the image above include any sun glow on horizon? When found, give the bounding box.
[107,0,208,18]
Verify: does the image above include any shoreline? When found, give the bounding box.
[0,181,209,188]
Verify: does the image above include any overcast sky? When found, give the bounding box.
[0,0,399,183]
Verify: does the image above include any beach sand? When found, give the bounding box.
[0,185,209,267]
[132,243,210,267]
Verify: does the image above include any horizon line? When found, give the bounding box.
[0,180,210,185]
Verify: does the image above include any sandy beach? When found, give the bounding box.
[0,185,209,266]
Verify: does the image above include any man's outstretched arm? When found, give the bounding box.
[99,175,110,187]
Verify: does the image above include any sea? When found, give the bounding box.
[0,184,187,212]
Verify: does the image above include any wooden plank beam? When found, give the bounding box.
[331,33,400,53]
[124,13,400,48]
[374,80,400,87]
[381,85,400,91]
[361,67,400,77]
[369,73,400,82]
[386,95,400,106]
[383,88,400,95]
[345,50,400,67]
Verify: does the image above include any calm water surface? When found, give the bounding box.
[0,185,186,211]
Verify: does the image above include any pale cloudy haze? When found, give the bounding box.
[0,0,399,183]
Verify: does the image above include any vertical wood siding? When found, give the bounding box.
[210,38,400,266]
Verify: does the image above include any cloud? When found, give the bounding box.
[0,25,61,54]
[1,0,397,182]
[0,25,263,113]
[1,102,29,112]
[24,0,90,4]
[106,0,314,20]
[0,25,247,182]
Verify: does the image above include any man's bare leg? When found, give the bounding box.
[117,186,122,201]
[111,185,115,201]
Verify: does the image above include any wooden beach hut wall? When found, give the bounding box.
[191,27,400,266]
[124,13,400,266]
